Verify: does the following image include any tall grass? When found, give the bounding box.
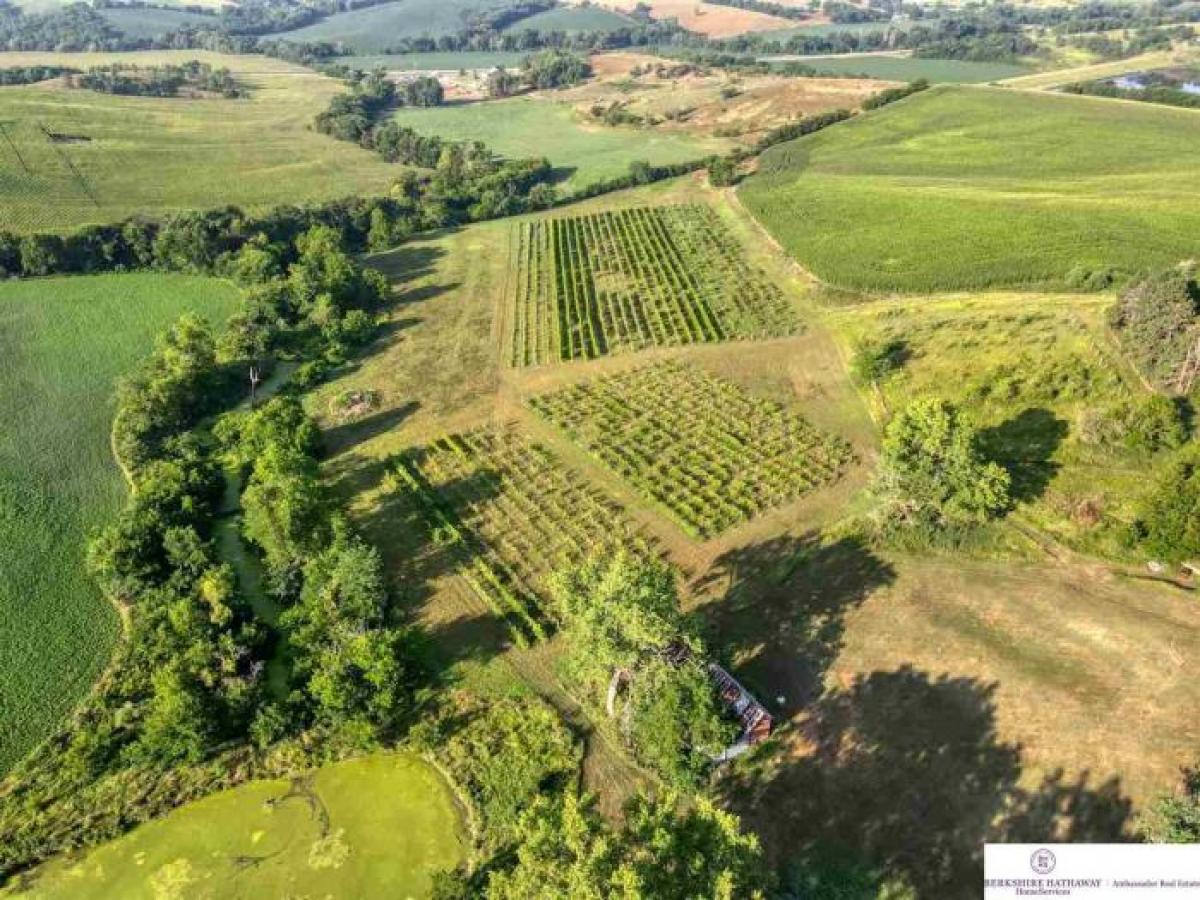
[0,272,240,773]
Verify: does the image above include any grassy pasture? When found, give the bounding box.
[277,0,516,53]
[0,51,398,234]
[530,360,854,538]
[824,291,1179,558]
[0,273,241,775]
[389,96,733,191]
[9,752,466,898]
[741,86,1200,292]
[709,548,1200,895]
[506,204,799,366]
[762,53,1032,82]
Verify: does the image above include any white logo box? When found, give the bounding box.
[986,844,1200,898]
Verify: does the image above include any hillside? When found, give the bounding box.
[741,85,1200,291]
[0,52,398,234]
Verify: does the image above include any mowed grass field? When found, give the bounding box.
[741,85,1200,291]
[9,753,466,898]
[0,273,241,774]
[0,51,399,234]
[390,98,733,191]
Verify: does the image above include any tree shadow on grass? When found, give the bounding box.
[324,449,513,675]
[321,400,420,457]
[693,533,896,714]
[364,238,448,284]
[719,666,1132,899]
[979,407,1069,505]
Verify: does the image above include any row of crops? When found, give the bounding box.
[391,426,655,646]
[529,361,854,539]
[506,204,800,368]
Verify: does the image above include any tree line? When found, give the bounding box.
[1064,72,1200,109]
[0,64,77,84]
[68,60,242,98]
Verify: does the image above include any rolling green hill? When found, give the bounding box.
[0,51,398,234]
[740,85,1200,291]
[0,273,241,775]
[277,0,517,53]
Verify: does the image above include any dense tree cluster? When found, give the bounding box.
[874,398,1012,531]
[0,206,412,878]
[550,554,737,787]
[1142,766,1200,843]
[706,0,815,22]
[1064,68,1200,109]
[520,48,592,89]
[1109,266,1200,391]
[1130,449,1200,565]
[69,60,242,98]
[860,77,929,109]
[0,64,77,84]
[479,791,766,899]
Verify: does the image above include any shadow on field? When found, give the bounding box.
[980,407,1069,505]
[365,239,449,284]
[719,666,1132,899]
[322,400,420,456]
[325,452,512,673]
[693,533,895,714]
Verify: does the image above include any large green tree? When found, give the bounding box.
[1132,450,1200,564]
[875,398,1011,529]
[485,792,765,899]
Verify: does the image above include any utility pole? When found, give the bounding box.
[248,365,261,407]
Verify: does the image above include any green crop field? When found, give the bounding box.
[530,360,854,538]
[762,54,1032,82]
[0,51,398,234]
[505,204,799,366]
[389,97,733,192]
[501,5,636,32]
[0,272,241,775]
[278,0,517,53]
[393,426,653,646]
[741,86,1200,292]
[96,6,216,39]
[9,753,465,898]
